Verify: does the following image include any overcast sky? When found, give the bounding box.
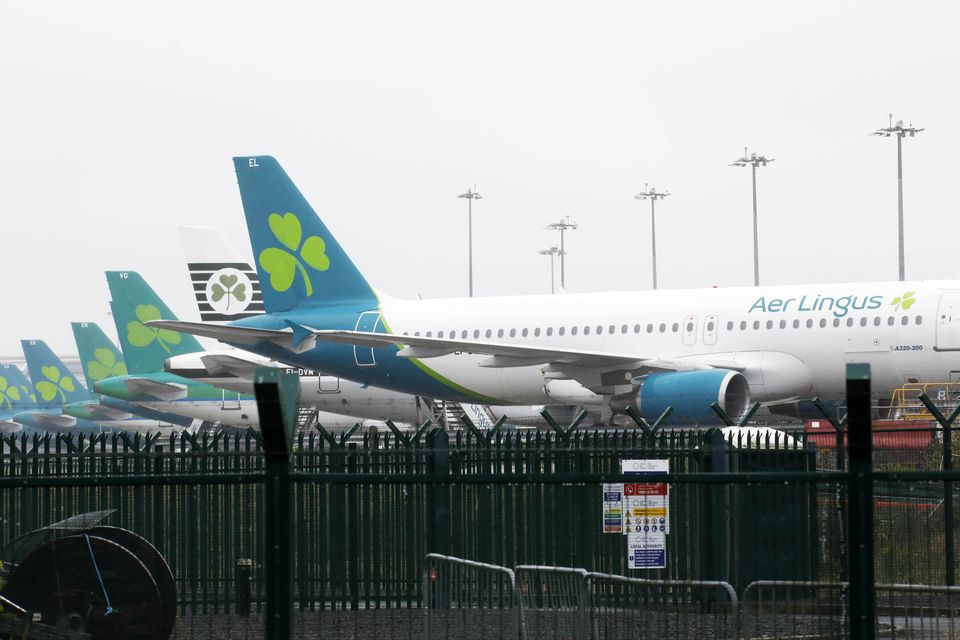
[2,1,959,357]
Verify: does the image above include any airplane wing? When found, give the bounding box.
[146,320,316,354]
[86,404,134,421]
[123,377,189,401]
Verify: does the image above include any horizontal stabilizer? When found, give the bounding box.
[30,412,78,428]
[146,320,316,354]
[123,377,188,401]
[199,353,264,378]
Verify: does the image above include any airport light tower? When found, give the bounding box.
[544,216,578,289]
[538,246,561,294]
[634,183,671,289]
[730,148,774,287]
[872,114,924,282]
[457,187,482,297]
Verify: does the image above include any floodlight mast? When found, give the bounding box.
[872,114,924,281]
[538,246,561,294]
[544,216,578,289]
[634,183,671,289]
[729,148,774,286]
[457,187,483,297]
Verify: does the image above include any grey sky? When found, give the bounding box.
[2,1,959,357]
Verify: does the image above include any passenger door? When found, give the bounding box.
[935,293,960,351]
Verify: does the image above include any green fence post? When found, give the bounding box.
[917,392,958,587]
[254,367,300,640]
[846,363,875,640]
[426,428,450,559]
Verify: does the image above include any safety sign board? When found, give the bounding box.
[626,531,666,569]
[601,483,624,533]
[620,459,669,535]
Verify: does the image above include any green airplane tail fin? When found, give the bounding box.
[106,271,205,374]
[21,339,92,408]
[71,322,130,392]
[0,362,38,412]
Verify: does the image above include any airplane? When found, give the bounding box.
[0,362,37,433]
[69,321,198,432]
[150,156,960,424]
[95,271,376,429]
[14,340,120,434]
[168,226,546,426]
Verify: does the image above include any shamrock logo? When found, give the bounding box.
[86,348,128,381]
[258,212,330,296]
[20,385,35,404]
[891,291,916,311]
[35,366,76,402]
[206,269,252,314]
[0,375,21,410]
[127,304,183,354]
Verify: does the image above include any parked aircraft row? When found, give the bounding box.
[8,154,956,436]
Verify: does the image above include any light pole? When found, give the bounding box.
[538,246,560,294]
[730,148,774,286]
[872,114,923,281]
[544,216,578,289]
[634,183,671,289]
[457,187,482,296]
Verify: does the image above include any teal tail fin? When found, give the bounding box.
[71,322,129,392]
[105,271,205,374]
[21,339,92,408]
[0,363,37,412]
[233,155,377,312]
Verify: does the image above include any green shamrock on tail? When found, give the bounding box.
[86,348,128,381]
[211,274,247,311]
[892,291,917,311]
[127,304,183,354]
[259,212,329,296]
[0,375,21,410]
[35,366,75,402]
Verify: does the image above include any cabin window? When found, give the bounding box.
[522,328,528,337]
[820,319,827,328]
[509,329,516,337]
[874,317,881,327]
[916,316,923,325]
[834,319,841,328]
[686,322,694,332]
[485,329,492,338]
[859,317,867,327]
[621,324,628,334]
[766,320,773,330]
[473,330,480,338]
[460,330,467,339]
[438,331,444,338]
[546,327,553,336]
[646,324,653,333]
[497,329,504,338]
[571,326,578,336]
[608,325,615,334]
[887,317,894,326]
[740,321,747,330]
[846,318,854,327]
[534,328,541,336]
[753,320,760,330]
[779,319,786,329]
[901,316,909,326]
[659,323,667,333]
[403,332,409,336]
[583,326,589,335]
[805,319,813,328]
[415,331,421,336]
[671,323,678,332]
[793,319,800,329]
[636,324,643,333]
[726,321,733,331]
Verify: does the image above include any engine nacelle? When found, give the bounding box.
[612,369,751,424]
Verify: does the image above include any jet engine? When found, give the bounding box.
[611,369,750,424]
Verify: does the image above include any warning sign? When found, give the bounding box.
[601,483,624,533]
[627,531,666,569]
[620,460,669,536]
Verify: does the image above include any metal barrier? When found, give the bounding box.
[876,584,960,639]
[741,581,849,639]
[742,580,960,639]
[423,553,526,640]
[515,566,591,640]
[587,572,738,640]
